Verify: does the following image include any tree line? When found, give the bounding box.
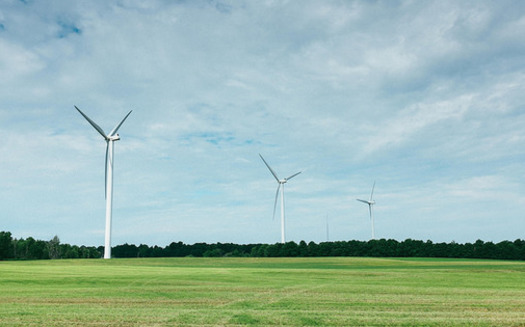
[0,232,101,260]
[1,231,525,260]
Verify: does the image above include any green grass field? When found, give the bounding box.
[1,257,524,326]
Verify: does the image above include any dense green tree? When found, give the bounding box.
[190,243,208,257]
[265,243,282,257]
[282,241,299,257]
[317,242,332,256]
[78,246,101,258]
[151,245,164,257]
[513,239,525,260]
[398,239,425,257]
[307,241,319,256]
[62,244,80,258]
[203,248,224,257]
[298,240,308,257]
[251,244,269,257]
[14,237,48,260]
[0,231,14,259]
[113,243,139,258]
[165,241,189,257]
[138,244,151,257]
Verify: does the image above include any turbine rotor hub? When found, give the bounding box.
[108,134,120,141]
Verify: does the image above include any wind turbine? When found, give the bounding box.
[357,181,376,240]
[259,154,301,244]
[326,215,330,242]
[75,106,132,259]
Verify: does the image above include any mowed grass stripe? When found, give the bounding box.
[1,257,524,326]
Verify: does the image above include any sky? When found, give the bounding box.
[1,0,525,247]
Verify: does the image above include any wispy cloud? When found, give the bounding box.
[359,94,473,157]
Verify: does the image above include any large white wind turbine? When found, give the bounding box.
[357,181,376,240]
[259,154,301,244]
[75,106,132,259]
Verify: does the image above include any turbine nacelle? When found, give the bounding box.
[357,199,374,205]
[108,134,121,141]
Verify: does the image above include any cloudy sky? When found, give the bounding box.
[1,0,525,247]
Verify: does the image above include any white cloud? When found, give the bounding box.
[358,94,473,157]
[0,39,44,81]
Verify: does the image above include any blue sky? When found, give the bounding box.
[1,0,525,246]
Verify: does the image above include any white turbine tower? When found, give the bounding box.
[357,181,376,240]
[75,106,132,259]
[259,154,301,244]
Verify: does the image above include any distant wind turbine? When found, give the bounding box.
[357,181,376,240]
[259,154,302,244]
[75,106,132,259]
[326,215,330,242]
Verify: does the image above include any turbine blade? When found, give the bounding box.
[356,199,369,204]
[109,110,133,137]
[259,154,280,182]
[105,141,109,199]
[285,171,302,181]
[369,181,376,202]
[273,184,280,220]
[368,204,373,220]
[75,106,108,139]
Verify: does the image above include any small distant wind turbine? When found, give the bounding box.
[326,215,330,242]
[357,181,376,240]
[75,106,132,259]
[259,154,301,244]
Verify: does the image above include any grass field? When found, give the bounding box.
[1,257,525,326]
